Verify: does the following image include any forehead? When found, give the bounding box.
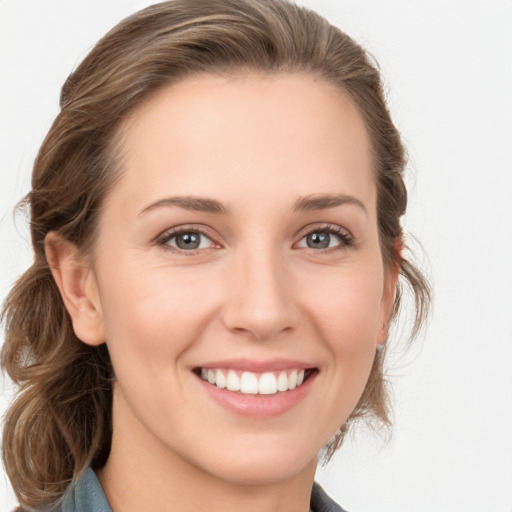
[112,72,376,214]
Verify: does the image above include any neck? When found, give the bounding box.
[97,389,317,512]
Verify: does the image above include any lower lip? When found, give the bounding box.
[195,372,316,418]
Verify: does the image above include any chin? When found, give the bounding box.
[207,450,317,486]
[182,429,324,486]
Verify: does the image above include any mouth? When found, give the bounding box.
[193,367,317,396]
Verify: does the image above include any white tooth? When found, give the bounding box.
[215,369,226,389]
[259,372,278,395]
[296,369,305,386]
[201,368,208,380]
[277,371,289,391]
[207,369,216,384]
[226,370,241,391]
[288,369,298,390]
[240,372,258,394]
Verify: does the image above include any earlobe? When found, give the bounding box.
[45,232,105,346]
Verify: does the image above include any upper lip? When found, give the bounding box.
[193,358,316,373]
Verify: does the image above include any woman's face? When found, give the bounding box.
[84,73,395,484]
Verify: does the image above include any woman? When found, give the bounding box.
[1,0,429,510]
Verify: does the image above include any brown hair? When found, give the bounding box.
[1,0,430,508]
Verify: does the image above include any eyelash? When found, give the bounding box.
[156,223,354,254]
[296,223,354,251]
[156,226,218,255]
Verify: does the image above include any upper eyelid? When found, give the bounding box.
[295,222,353,239]
[156,224,216,240]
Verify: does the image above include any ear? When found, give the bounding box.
[45,232,105,346]
[377,241,401,346]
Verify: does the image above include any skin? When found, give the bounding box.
[47,73,397,512]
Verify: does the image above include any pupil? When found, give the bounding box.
[177,233,200,249]
[307,232,329,249]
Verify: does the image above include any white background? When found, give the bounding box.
[1,1,511,510]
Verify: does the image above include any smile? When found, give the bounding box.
[198,368,313,395]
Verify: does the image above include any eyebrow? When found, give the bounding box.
[139,196,230,216]
[139,192,367,217]
[293,193,367,215]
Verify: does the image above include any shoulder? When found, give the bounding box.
[311,482,351,512]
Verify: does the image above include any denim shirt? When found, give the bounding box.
[48,467,347,512]
[56,469,111,512]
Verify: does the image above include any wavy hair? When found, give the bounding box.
[1,0,430,508]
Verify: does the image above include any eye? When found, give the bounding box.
[158,229,217,252]
[295,225,353,250]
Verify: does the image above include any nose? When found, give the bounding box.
[221,246,299,341]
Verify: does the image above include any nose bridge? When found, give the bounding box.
[222,239,297,340]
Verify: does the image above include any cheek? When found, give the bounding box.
[306,265,384,339]
[97,262,221,364]
[303,264,384,380]
[96,266,223,426]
